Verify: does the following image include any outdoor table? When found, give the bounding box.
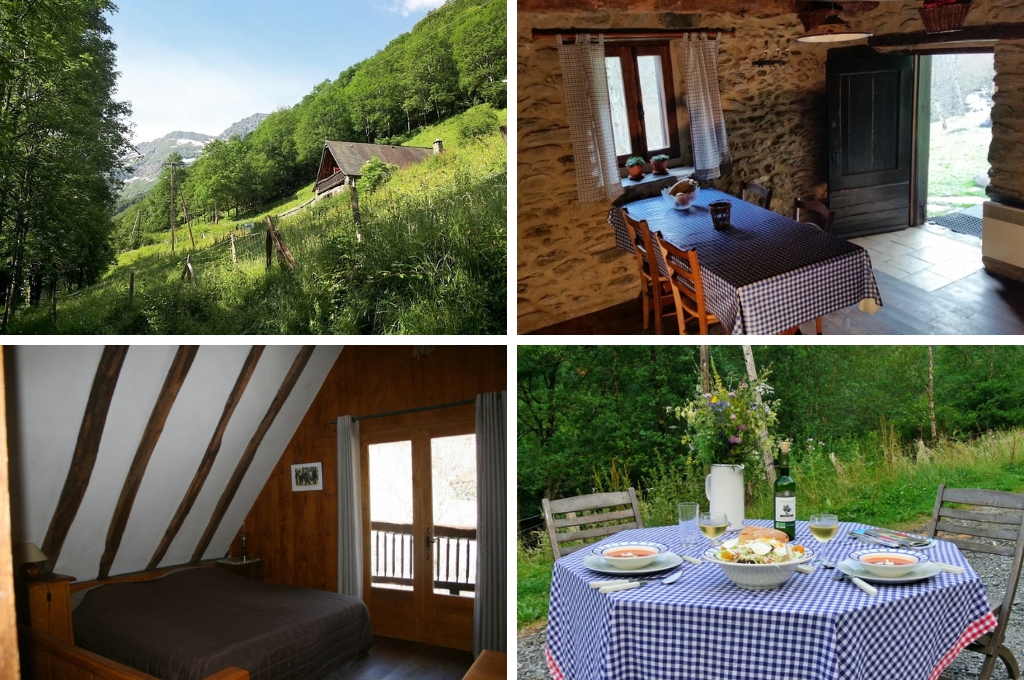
[607,189,883,335]
[545,520,997,680]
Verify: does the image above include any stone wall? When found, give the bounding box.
[517,0,1024,333]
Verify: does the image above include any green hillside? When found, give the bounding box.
[9,108,506,335]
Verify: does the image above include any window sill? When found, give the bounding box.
[620,166,695,189]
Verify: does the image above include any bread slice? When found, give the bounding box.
[738,526,790,543]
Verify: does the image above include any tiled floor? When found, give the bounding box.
[850,223,982,293]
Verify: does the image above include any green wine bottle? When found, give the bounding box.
[774,443,796,540]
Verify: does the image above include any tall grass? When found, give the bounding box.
[9,125,506,335]
[516,428,1024,630]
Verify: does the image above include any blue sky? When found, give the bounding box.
[108,0,447,143]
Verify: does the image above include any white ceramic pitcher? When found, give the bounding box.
[705,464,745,530]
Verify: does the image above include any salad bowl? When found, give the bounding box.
[703,540,814,590]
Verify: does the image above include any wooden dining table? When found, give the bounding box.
[608,188,883,334]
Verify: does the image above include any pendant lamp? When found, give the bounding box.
[797,4,872,43]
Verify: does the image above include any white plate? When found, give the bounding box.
[583,552,683,575]
[837,558,942,584]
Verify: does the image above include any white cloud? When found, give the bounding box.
[390,0,446,17]
[114,43,320,145]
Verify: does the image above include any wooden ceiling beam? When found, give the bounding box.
[40,346,129,572]
[191,346,316,564]
[98,346,199,579]
[147,346,265,571]
[869,22,1024,47]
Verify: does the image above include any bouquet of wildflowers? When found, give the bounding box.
[673,368,779,468]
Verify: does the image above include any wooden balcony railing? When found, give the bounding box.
[370,521,477,595]
[315,172,348,195]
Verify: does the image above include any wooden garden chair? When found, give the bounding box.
[927,484,1024,680]
[542,488,644,560]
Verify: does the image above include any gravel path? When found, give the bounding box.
[518,527,1024,679]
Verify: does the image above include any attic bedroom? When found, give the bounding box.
[0,345,507,680]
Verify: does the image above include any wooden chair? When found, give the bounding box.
[740,181,773,211]
[657,235,719,335]
[927,485,1024,680]
[793,197,836,233]
[621,208,674,334]
[542,488,644,560]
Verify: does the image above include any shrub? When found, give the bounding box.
[455,105,499,142]
[358,157,398,195]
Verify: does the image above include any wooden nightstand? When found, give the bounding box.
[215,558,264,581]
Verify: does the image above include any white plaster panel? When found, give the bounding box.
[160,346,304,567]
[206,345,343,559]
[110,346,251,576]
[7,346,104,545]
[55,346,178,579]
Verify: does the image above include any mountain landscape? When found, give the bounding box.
[119,113,269,209]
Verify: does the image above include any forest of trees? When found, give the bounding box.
[518,346,1024,521]
[0,0,132,330]
[115,0,506,251]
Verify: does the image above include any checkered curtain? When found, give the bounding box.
[557,34,624,203]
[685,34,732,181]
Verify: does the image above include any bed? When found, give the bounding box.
[27,566,372,680]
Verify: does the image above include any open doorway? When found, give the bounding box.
[922,52,995,238]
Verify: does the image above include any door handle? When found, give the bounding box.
[425,527,436,560]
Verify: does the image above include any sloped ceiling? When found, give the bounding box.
[5,345,343,581]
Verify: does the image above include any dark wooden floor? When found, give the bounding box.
[338,636,474,680]
[528,267,1024,335]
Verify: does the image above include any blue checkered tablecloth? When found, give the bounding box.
[545,521,996,680]
[607,190,883,334]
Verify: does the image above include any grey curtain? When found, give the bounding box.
[685,34,732,180]
[337,416,362,598]
[473,391,506,656]
[557,34,624,203]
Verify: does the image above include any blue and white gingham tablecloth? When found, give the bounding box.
[607,189,883,334]
[545,521,997,680]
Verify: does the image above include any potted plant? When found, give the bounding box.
[673,367,779,530]
[625,156,646,181]
[651,154,670,175]
[920,0,971,33]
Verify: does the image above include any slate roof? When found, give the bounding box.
[323,141,434,177]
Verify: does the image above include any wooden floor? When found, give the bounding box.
[528,267,1024,335]
[339,637,474,680]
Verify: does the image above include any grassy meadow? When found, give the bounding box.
[517,428,1024,630]
[9,108,506,335]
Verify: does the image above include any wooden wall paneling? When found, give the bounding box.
[0,347,19,678]
[242,346,505,593]
[98,346,199,580]
[192,347,316,563]
[149,347,265,570]
[41,346,129,572]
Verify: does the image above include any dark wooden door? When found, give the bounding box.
[827,46,914,238]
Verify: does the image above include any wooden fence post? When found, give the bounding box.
[350,184,362,227]
[230,234,237,264]
[128,272,135,307]
[264,216,297,270]
[265,229,272,269]
[181,256,195,282]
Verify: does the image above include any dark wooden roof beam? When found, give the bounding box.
[98,346,199,579]
[40,346,129,573]
[868,22,1024,48]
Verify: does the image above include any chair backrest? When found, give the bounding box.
[541,488,644,560]
[793,197,836,233]
[926,485,1024,639]
[621,208,659,284]
[657,234,711,335]
[740,181,773,211]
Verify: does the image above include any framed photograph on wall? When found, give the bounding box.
[291,462,323,491]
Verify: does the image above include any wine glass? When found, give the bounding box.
[699,511,729,551]
[809,513,839,564]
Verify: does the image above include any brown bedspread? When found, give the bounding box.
[72,568,372,680]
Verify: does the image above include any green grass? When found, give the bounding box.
[927,119,991,218]
[9,109,506,335]
[516,428,1024,630]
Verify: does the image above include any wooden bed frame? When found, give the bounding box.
[21,562,249,680]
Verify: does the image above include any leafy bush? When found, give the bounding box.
[358,157,398,195]
[455,105,499,142]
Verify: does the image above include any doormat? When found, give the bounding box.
[931,210,983,239]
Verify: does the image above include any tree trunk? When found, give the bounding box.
[742,345,776,485]
[928,346,937,441]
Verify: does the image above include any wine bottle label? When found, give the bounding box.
[775,496,796,523]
